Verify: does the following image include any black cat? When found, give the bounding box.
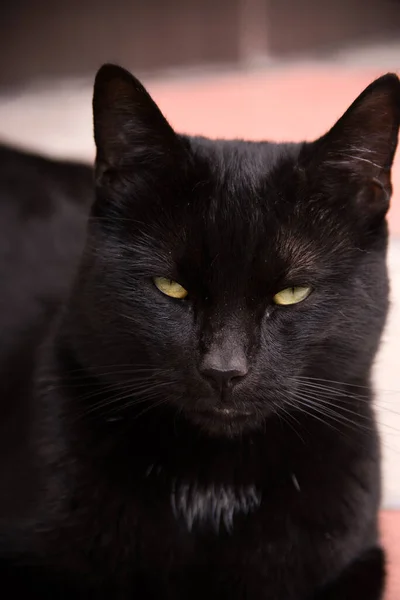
[0,65,399,599]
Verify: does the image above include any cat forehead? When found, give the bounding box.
[161,139,306,242]
[139,209,326,286]
[187,136,302,190]
[180,139,352,262]
[123,137,352,276]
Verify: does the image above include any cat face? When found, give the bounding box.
[69,66,400,437]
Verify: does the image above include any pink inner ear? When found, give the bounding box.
[371,175,391,199]
[361,177,391,218]
[349,175,392,224]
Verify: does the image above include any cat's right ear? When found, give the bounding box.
[93,64,182,183]
[300,73,400,224]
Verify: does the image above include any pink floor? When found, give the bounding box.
[382,512,400,599]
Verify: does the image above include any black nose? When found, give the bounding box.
[200,353,248,389]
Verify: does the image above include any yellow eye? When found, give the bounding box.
[153,277,188,299]
[273,286,311,306]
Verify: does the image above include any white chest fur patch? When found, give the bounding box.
[171,480,262,533]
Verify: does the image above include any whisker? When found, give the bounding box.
[276,404,307,445]
[295,380,370,400]
[295,382,400,418]
[286,392,400,455]
[292,393,375,433]
[303,392,400,432]
[74,380,178,420]
[285,396,348,439]
[295,375,400,397]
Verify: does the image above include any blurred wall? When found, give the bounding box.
[265,0,400,55]
[0,0,399,87]
[0,0,240,85]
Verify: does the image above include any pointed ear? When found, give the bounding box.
[303,73,400,221]
[93,64,182,179]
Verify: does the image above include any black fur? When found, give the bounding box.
[0,66,399,599]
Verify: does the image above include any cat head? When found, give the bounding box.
[68,65,400,437]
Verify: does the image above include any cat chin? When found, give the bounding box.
[186,409,266,438]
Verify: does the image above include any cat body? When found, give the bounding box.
[0,67,399,599]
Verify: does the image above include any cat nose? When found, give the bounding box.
[200,353,248,389]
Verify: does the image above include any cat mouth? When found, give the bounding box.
[196,406,253,420]
[212,407,252,417]
[189,405,260,437]
[184,401,265,436]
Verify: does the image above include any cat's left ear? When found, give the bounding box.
[93,64,183,182]
[303,73,400,221]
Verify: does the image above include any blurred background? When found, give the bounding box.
[0,0,399,589]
